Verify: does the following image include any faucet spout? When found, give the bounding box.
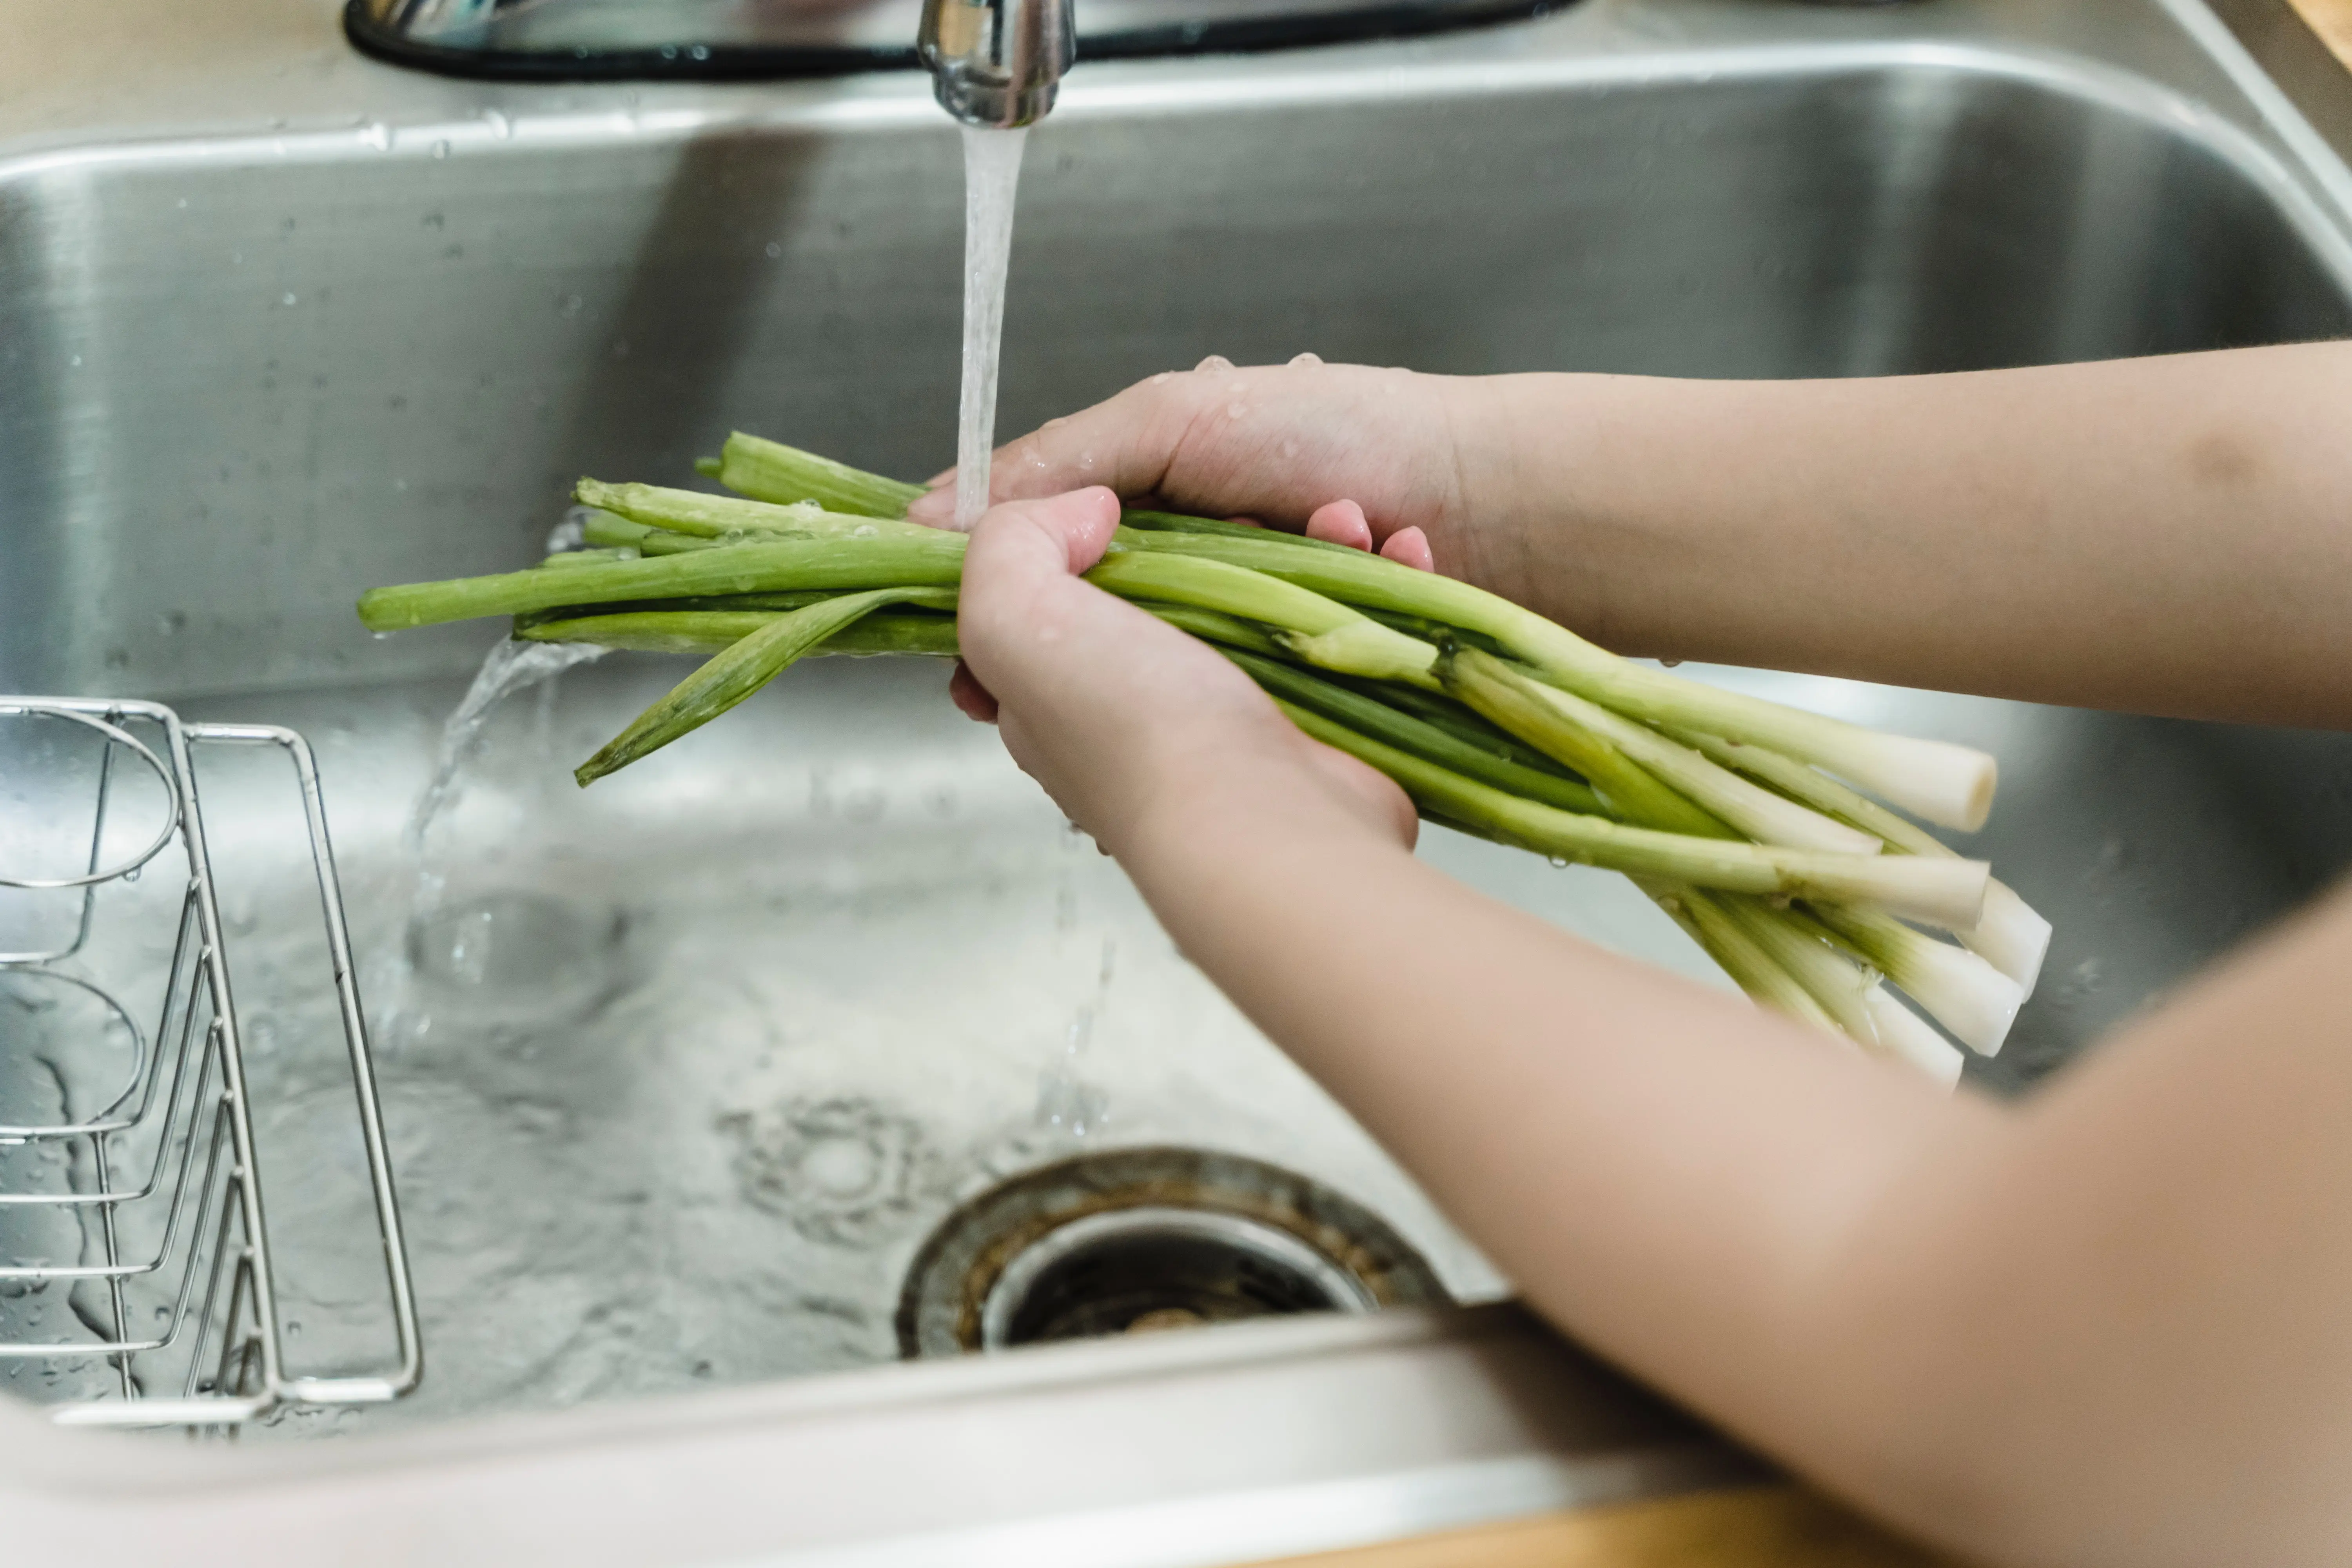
[919,0,1077,129]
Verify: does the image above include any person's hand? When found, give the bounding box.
[950,486,1416,862]
[907,358,1518,586]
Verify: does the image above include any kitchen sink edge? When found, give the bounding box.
[7,1,2352,1564]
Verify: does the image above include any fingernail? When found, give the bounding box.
[905,488,953,525]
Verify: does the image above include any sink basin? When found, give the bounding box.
[6,0,2352,1558]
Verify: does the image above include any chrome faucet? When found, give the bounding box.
[917,0,1078,129]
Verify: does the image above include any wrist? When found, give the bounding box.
[1465,370,1666,656]
[1111,721,1408,898]
[1434,374,1561,617]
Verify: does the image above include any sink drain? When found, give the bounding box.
[896,1147,1449,1357]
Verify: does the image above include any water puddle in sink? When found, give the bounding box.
[953,125,1027,530]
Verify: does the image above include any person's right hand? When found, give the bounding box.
[904,356,1521,589]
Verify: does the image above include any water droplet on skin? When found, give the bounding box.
[1289,351,1323,366]
[1149,371,1174,385]
[1227,403,1248,420]
[1194,354,1233,374]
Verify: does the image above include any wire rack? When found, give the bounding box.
[0,696,419,1428]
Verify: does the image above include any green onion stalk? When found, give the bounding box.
[356,432,2044,1087]
[1662,724,2050,998]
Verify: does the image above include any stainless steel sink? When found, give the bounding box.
[6,0,2352,1560]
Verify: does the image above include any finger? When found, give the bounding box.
[998,485,1123,575]
[949,661,1000,723]
[955,489,1125,751]
[1305,499,1374,552]
[1379,525,1436,573]
[956,487,1128,683]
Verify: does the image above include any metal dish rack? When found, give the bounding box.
[0,697,419,1428]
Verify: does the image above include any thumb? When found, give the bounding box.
[965,485,1123,583]
[955,485,1125,680]
[945,486,1120,726]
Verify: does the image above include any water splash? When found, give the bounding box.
[543,506,593,555]
[953,126,1028,531]
[406,638,608,866]
[1036,933,1114,1139]
[375,638,609,1054]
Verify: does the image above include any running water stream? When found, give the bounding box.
[951,123,1112,1137]
[953,125,1029,530]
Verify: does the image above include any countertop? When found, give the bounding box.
[1247,1487,1945,1568]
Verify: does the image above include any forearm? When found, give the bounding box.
[1118,780,2009,1480]
[1122,791,2352,1565]
[953,377,2352,1568]
[1468,343,2352,725]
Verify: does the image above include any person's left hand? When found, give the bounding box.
[949,487,1417,862]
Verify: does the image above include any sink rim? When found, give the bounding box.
[7,0,2352,1557]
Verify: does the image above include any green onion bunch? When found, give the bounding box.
[359,434,2050,1086]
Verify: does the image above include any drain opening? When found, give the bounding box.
[984,1207,1377,1347]
[897,1147,1448,1358]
